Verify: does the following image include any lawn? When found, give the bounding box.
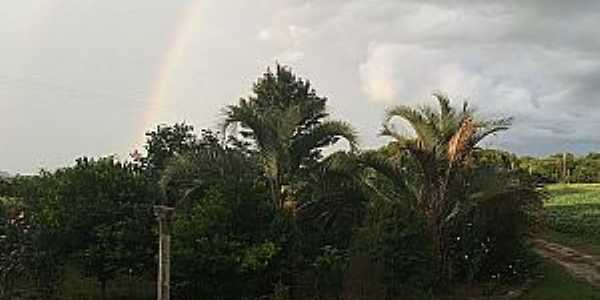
[520,262,600,300]
[542,183,600,255]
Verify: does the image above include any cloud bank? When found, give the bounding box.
[1,0,599,173]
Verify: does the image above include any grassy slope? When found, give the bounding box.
[543,183,600,255]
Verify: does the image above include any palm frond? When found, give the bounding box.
[222,100,269,148]
[383,105,439,150]
[434,92,452,118]
[291,120,358,158]
[470,117,513,146]
[448,118,476,162]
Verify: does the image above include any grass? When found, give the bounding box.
[60,266,154,300]
[520,183,600,299]
[11,269,154,300]
[543,183,600,255]
[520,262,600,300]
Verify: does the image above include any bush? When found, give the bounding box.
[171,188,284,299]
[448,195,539,284]
[350,198,434,299]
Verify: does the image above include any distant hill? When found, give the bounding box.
[0,171,11,179]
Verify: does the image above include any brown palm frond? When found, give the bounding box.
[448,117,476,162]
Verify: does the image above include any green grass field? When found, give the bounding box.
[517,183,600,299]
[543,184,600,255]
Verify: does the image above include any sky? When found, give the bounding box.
[1,0,599,174]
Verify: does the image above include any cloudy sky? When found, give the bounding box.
[1,0,599,174]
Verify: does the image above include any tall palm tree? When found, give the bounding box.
[223,65,357,209]
[370,92,512,286]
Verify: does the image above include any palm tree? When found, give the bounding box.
[223,65,357,209]
[368,92,512,286]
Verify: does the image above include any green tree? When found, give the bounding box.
[135,122,198,184]
[14,158,156,298]
[61,157,155,297]
[0,196,29,299]
[572,155,600,183]
[369,93,516,287]
[7,173,71,299]
[223,65,357,208]
[161,130,285,299]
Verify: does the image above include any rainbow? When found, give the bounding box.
[138,0,203,146]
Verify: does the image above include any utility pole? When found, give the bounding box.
[563,152,568,184]
[154,205,175,300]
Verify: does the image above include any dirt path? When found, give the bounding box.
[532,238,600,288]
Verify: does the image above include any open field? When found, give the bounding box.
[520,183,600,299]
[543,184,600,255]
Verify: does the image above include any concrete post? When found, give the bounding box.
[154,205,175,300]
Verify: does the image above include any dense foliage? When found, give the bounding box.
[222,65,357,208]
[0,159,156,299]
[519,153,600,184]
[0,65,555,299]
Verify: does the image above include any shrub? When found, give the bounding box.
[350,198,434,299]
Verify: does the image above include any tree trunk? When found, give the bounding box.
[433,223,451,289]
[270,172,285,209]
[425,184,452,291]
[270,177,281,209]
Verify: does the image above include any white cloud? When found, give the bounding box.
[257,29,271,41]
[287,25,310,46]
[359,43,495,106]
[277,50,304,64]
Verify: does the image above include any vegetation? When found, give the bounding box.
[519,153,600,184]
[520,262,600,300]
[543,184,600,255]
[222,65,357,208]
[1,64,594,299]
[0,158,156,299]
[372,95,519,288]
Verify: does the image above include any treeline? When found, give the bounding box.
[0,158,157,299]
[520,153,600,184]
[1,65,545,300]
[470,150,600,184]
